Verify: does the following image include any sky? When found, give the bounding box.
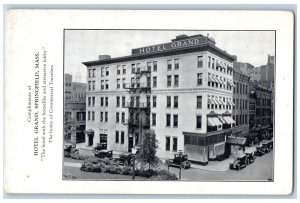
[64,30,275,83]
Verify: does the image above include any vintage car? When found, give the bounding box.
[229,154,247,170]
[255,145,266,156]
[94,143,107,151]
[216,153,229,161]
[165,152,191,169]
[261,140,273,153]
[245,152,256,165]
[94,150,113,159]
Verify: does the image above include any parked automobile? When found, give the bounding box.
[245,152,256,165]
[94,150,113,159]
[229,154,247,170]
[261,140,273,153]
[255,145,266,156]
[94,143,107,151]
[165,152,191,169]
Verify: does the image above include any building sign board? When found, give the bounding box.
[132,37,209,55]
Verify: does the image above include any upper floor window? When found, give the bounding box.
[152,96,157,108]
[147,62,152,71]
[105,67,109,76]
[174,96,178,108]
[122,65,126,74]
[197,73,203,85]
[117,65,121,75]
[166,114,171,127]
[117,79,120,89]
[197,96,202,109]
[208,56,211,68]
[212,58,215,70]
[174,75,179,87]
[197,56,203,68]
[167,59,172,70]
[173,115,178,127]
[196,115,202,129]
[174,59,179,69]
[153,61,157,72]
[167,96,171,108]
[167,75,172,87]
[131,64,136,73]
[153,76,157,88]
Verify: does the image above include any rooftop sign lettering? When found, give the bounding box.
[132,37,209,55]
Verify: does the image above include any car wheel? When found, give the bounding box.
[237,166,241,171]
[180,163,185,169]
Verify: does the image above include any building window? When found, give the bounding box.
[147,62,152,71]
[196,115,202,128]
[92,111,95,121]
[101,80,104,90]
[167,75,172,87]
[117,79,120,89]
[100,112,103,122]
[174,96,178,108]
[92,97,95,106]
[212,58,215,69]
[174,59,179,69]
[88,69,91,78]
[136,63,141,73]
[166,114,171,127]
[117,65,121,75]
[174,75,179,87]
[116,96,120,107]
[197,96,202,109]
[88,97,91,106]
[153,76,157,88]
[121,131,125,144]
[105,80,109,89]
[197,56,203,68]
[105,97,108,106]
[100,97,104,106]
[173,114,178,127]
[153,96,157,108]
[116,112,119,123]
[173,137,178,151]
[197,73,203,85]
[131,64,135,73]
[121,112,125,123]
[122,96,126,107]
[166,136,171,151]
[105,112,108,122]
[88,81,91,91]
[167,59,172,70]
[122,65,126,74]
[115,131,119,143]
[166,96,171,108]
[101,67,104,77]
[122,78,126,89]
[153,61,157,72]
[88,111,90,121]
[152,113,156,126]
[208,56,211,68]
[92,81,95,90]
[106,67,109,76]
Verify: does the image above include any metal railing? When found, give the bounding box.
[123,82,151,89]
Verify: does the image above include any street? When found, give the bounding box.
[63,150,273,181]
[166,151,273,181]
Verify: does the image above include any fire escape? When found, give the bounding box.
[123,65,151,152]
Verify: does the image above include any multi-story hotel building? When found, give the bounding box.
[83,34,236,165]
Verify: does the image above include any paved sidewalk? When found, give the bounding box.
[64,162,82,167]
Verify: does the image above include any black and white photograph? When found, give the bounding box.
[63,30,275,181]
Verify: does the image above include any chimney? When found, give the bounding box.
[98,55,111,60]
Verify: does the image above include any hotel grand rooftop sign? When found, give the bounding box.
[132,36,213,55]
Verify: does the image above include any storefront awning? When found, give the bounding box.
[212,97,222,105]
[214,77,223,84]
[223,116,235,124]
[227,99,235,106]
[208,97,215,104]
[218,116,226,124]
[212,117,223,126]
[207,117,217,126]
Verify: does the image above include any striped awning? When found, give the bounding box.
[208,75,214,82]
[214,77,223,84]
[212,97,222,105]
[207,97,215,104]
[227,99,235,106]
[219,98,226,105]
[212,117,223,126]
[225,116,236,124]
[207,117,217,126]
[218,116,226,124]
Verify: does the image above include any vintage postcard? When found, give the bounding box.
[4,10,294,194]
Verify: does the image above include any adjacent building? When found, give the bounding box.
[233,61,255,80]
[248,82,273,143]
[83,34,236,165]
[64,74,86,144]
